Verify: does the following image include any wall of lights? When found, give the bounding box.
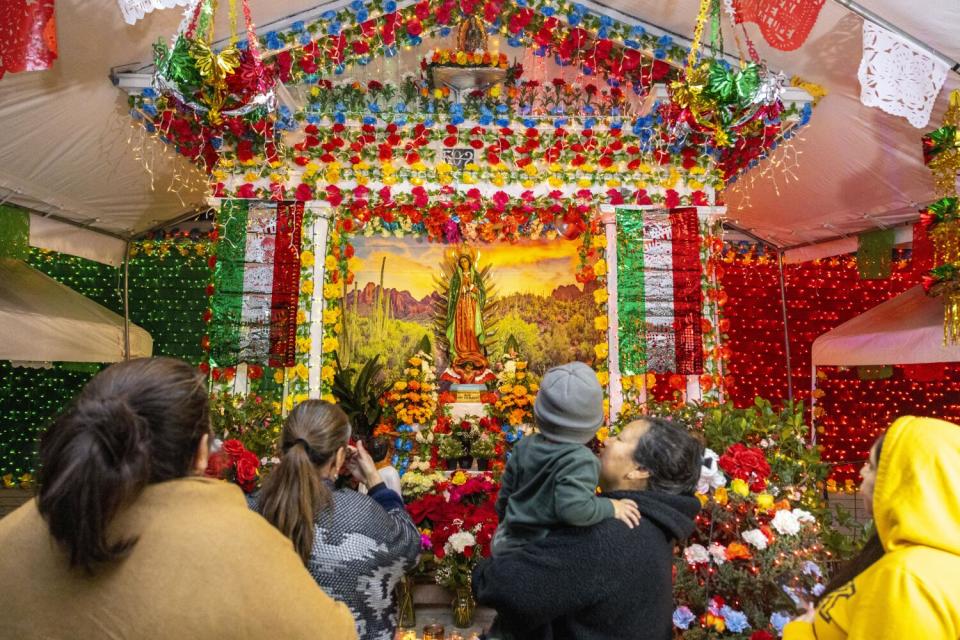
[0,246,210,477]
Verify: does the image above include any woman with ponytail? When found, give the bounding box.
[0,358,357,640]
[252,400,421,640]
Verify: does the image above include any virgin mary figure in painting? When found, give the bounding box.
[446,254,488,372]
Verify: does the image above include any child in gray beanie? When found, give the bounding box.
[491,361,640,556]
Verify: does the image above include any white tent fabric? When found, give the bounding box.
[0,259,152,362]
[0,0,958,244]
[812,285,960,367]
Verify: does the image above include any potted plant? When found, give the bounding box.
[331,352,389,455]
[437,433,466,469]
[470,431,497,471]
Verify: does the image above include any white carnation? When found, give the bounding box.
[742,528,769,550]
[771,510,801,536]
[697,448,727,494]
[708,543,727,565]
[446,531,476,554]
[684,544,710,565]
[793,509,816,523]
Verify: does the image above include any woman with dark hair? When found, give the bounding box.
[0,357,357,639]
[784,416,960,639]
[252,400,421,640]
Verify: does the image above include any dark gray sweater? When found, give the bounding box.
[251,482,420,640]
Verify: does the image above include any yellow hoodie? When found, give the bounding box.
[784,416,960,640]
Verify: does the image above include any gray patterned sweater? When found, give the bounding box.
[250,481,421,640]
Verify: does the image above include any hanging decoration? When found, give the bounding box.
[118,0,192,26]
[729,0,825,51]
[615,207,703,376]
[920,90,960,342]
[0,0,57,80]
[209,200,305,367]
[858,21,948,129]
[153,0,276,125]
[666,0,786,149]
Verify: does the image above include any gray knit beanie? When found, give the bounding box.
[533,361,604,444]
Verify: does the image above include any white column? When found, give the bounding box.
[602,206,624,422]
[308,207,332,399]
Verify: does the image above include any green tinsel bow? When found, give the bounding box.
[930,264,958,281]
[922,125,959,165]
[705,62,760,107]
[161,36,202,89]
[929,196,959,222]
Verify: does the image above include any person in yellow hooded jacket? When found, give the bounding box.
[783,416,960,640]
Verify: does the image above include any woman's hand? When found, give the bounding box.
[345,441,382,487]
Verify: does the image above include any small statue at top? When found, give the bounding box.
[457,15,487,53]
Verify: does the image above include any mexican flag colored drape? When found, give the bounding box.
[616,207,703,375]
[210,200,304,367]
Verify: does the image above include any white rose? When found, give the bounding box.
[684,544,710,565]
[742,528,769,550]
[771,510,801,536]
[697,448,727,494]
[445,531,477,554]
[708,543,727,565]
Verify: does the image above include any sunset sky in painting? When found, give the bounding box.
[348,237,583,299]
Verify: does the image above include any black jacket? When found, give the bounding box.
[473,490,700,640]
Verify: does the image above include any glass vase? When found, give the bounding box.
[396,574,415,629]
[451,586,476,628]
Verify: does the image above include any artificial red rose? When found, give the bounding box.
[750,632,774,640]
[406,17,423,36]
[236,183,257,199]
[294,183,313,201]
[719,443,772,492]
[247,365,263,380]
[235,451,260,492]
[352,39,370,55]
[222,439,245,459]
[204,451,232,479]
[664,189,680,208]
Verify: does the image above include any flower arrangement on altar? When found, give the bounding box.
[491,357,538,426]
[424,49,510,69]
[382,352,439,426]
[405,470,500,589]
[205,438,262,493]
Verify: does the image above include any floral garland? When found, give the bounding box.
[280,208,317,411]
[263,0,691,87]
[574,224,610,415]
[699,216,729,402]
[319,223,350,400]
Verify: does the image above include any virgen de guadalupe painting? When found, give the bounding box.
[337,236,601,382]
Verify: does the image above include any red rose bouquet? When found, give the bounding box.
[205,438,260,493]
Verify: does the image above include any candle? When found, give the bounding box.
[423,623,445,640]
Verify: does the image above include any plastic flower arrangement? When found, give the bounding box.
[209,391,281,463]
[383,352,438,426]
[492,359,539,427]
[405,471,500,589]
[204,439,261,493]
[672,442,830,639]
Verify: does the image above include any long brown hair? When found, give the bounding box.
[36,358,210,573]
[257,400,351,563]
[818,432,887,602]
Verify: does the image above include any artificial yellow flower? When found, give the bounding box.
[756,493,775,510]
[273,370,285,384]
[297,309,308,324]
[593,288,609,305]
[731,478,750,497]
[322,336,338,353]
[594,258,607,274]
[284,395,295,412]
[321,365,335,384]
[322,255,337,272]
[451,470,468,485]
[301,279,315,295]
[409,356,422,367]
[323,282,343,300]
[296,337,312,354]
[695,492,708,506]
[595,426,609,443]
[594,315,608,332]
[596,370,609,386]
[592,234,607,249]
[594,342,609,360]
[621,376,633,391]
[394,381,408,391]
[322,307,341,324]
[713,486,729,505]
[321,393,336,404]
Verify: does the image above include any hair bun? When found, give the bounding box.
[78,396,150,468]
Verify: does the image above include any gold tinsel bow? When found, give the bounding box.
[190,39,241,87]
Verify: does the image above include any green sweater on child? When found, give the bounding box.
[494,433,614,554]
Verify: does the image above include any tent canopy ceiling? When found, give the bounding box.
[0,259,153,363]
[812,285,960,367]
[0,0,958,245]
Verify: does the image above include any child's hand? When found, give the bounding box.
[612,498,641,528]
